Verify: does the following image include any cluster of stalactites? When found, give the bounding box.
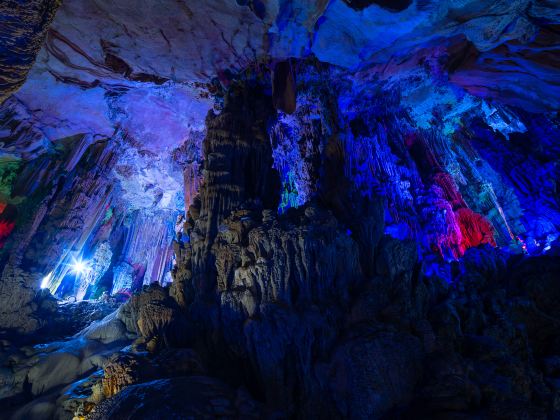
[264,64,552,260]
[38,198,177,300]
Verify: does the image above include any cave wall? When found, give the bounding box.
[264,58,560,259]
[1,0,559,332]
[0,0,61,103]
[1,68,559,417]
[163,74,560,418]
[0,120,184,333]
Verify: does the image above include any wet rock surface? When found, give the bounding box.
[0,300,129,418]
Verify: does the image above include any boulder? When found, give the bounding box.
[89,376,264,419]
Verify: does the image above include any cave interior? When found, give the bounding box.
[0,0,560,419]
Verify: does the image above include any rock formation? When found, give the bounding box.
[0,0,61,103]
[168,81,560,418]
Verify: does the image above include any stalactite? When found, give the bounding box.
[183,163,201,216]
[269,92,329,213]
[111,262,134,295]
[74,241,112,300]
[118,210,176,290]
[44,179,114,295]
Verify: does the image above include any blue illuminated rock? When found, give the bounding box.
[111,262,134,296]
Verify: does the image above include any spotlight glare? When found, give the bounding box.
[41,272,52,289]
[70,258,90,276]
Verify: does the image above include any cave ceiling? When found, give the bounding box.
[0,0,559,279]
[4,0,559,162]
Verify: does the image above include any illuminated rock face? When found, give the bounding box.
[0,1,558,314]
[75,242,113,301]
[263,60,559,260]
[167,81,560,418]
[111,262,133,296]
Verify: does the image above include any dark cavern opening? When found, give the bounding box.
[1,0,560,419]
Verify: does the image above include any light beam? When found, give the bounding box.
[70,257,90,276]
[40,272,52,289]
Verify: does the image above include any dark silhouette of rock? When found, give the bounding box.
[89,376,264,419]
[0,0,61,103]
[272,60,297,114]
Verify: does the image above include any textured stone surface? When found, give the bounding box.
[117,284,181,346]
[0,137,118,332]
[166,80,560,418]
[0,0,61,103]
[0,307,129,414]
[90,376,263,419]
[0,267,45,333]
[1,0,559,332]
[102,348,205,398]
[328,330,423,418]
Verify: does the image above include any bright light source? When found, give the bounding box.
[70,257,90,276]
[41,272,52,289]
